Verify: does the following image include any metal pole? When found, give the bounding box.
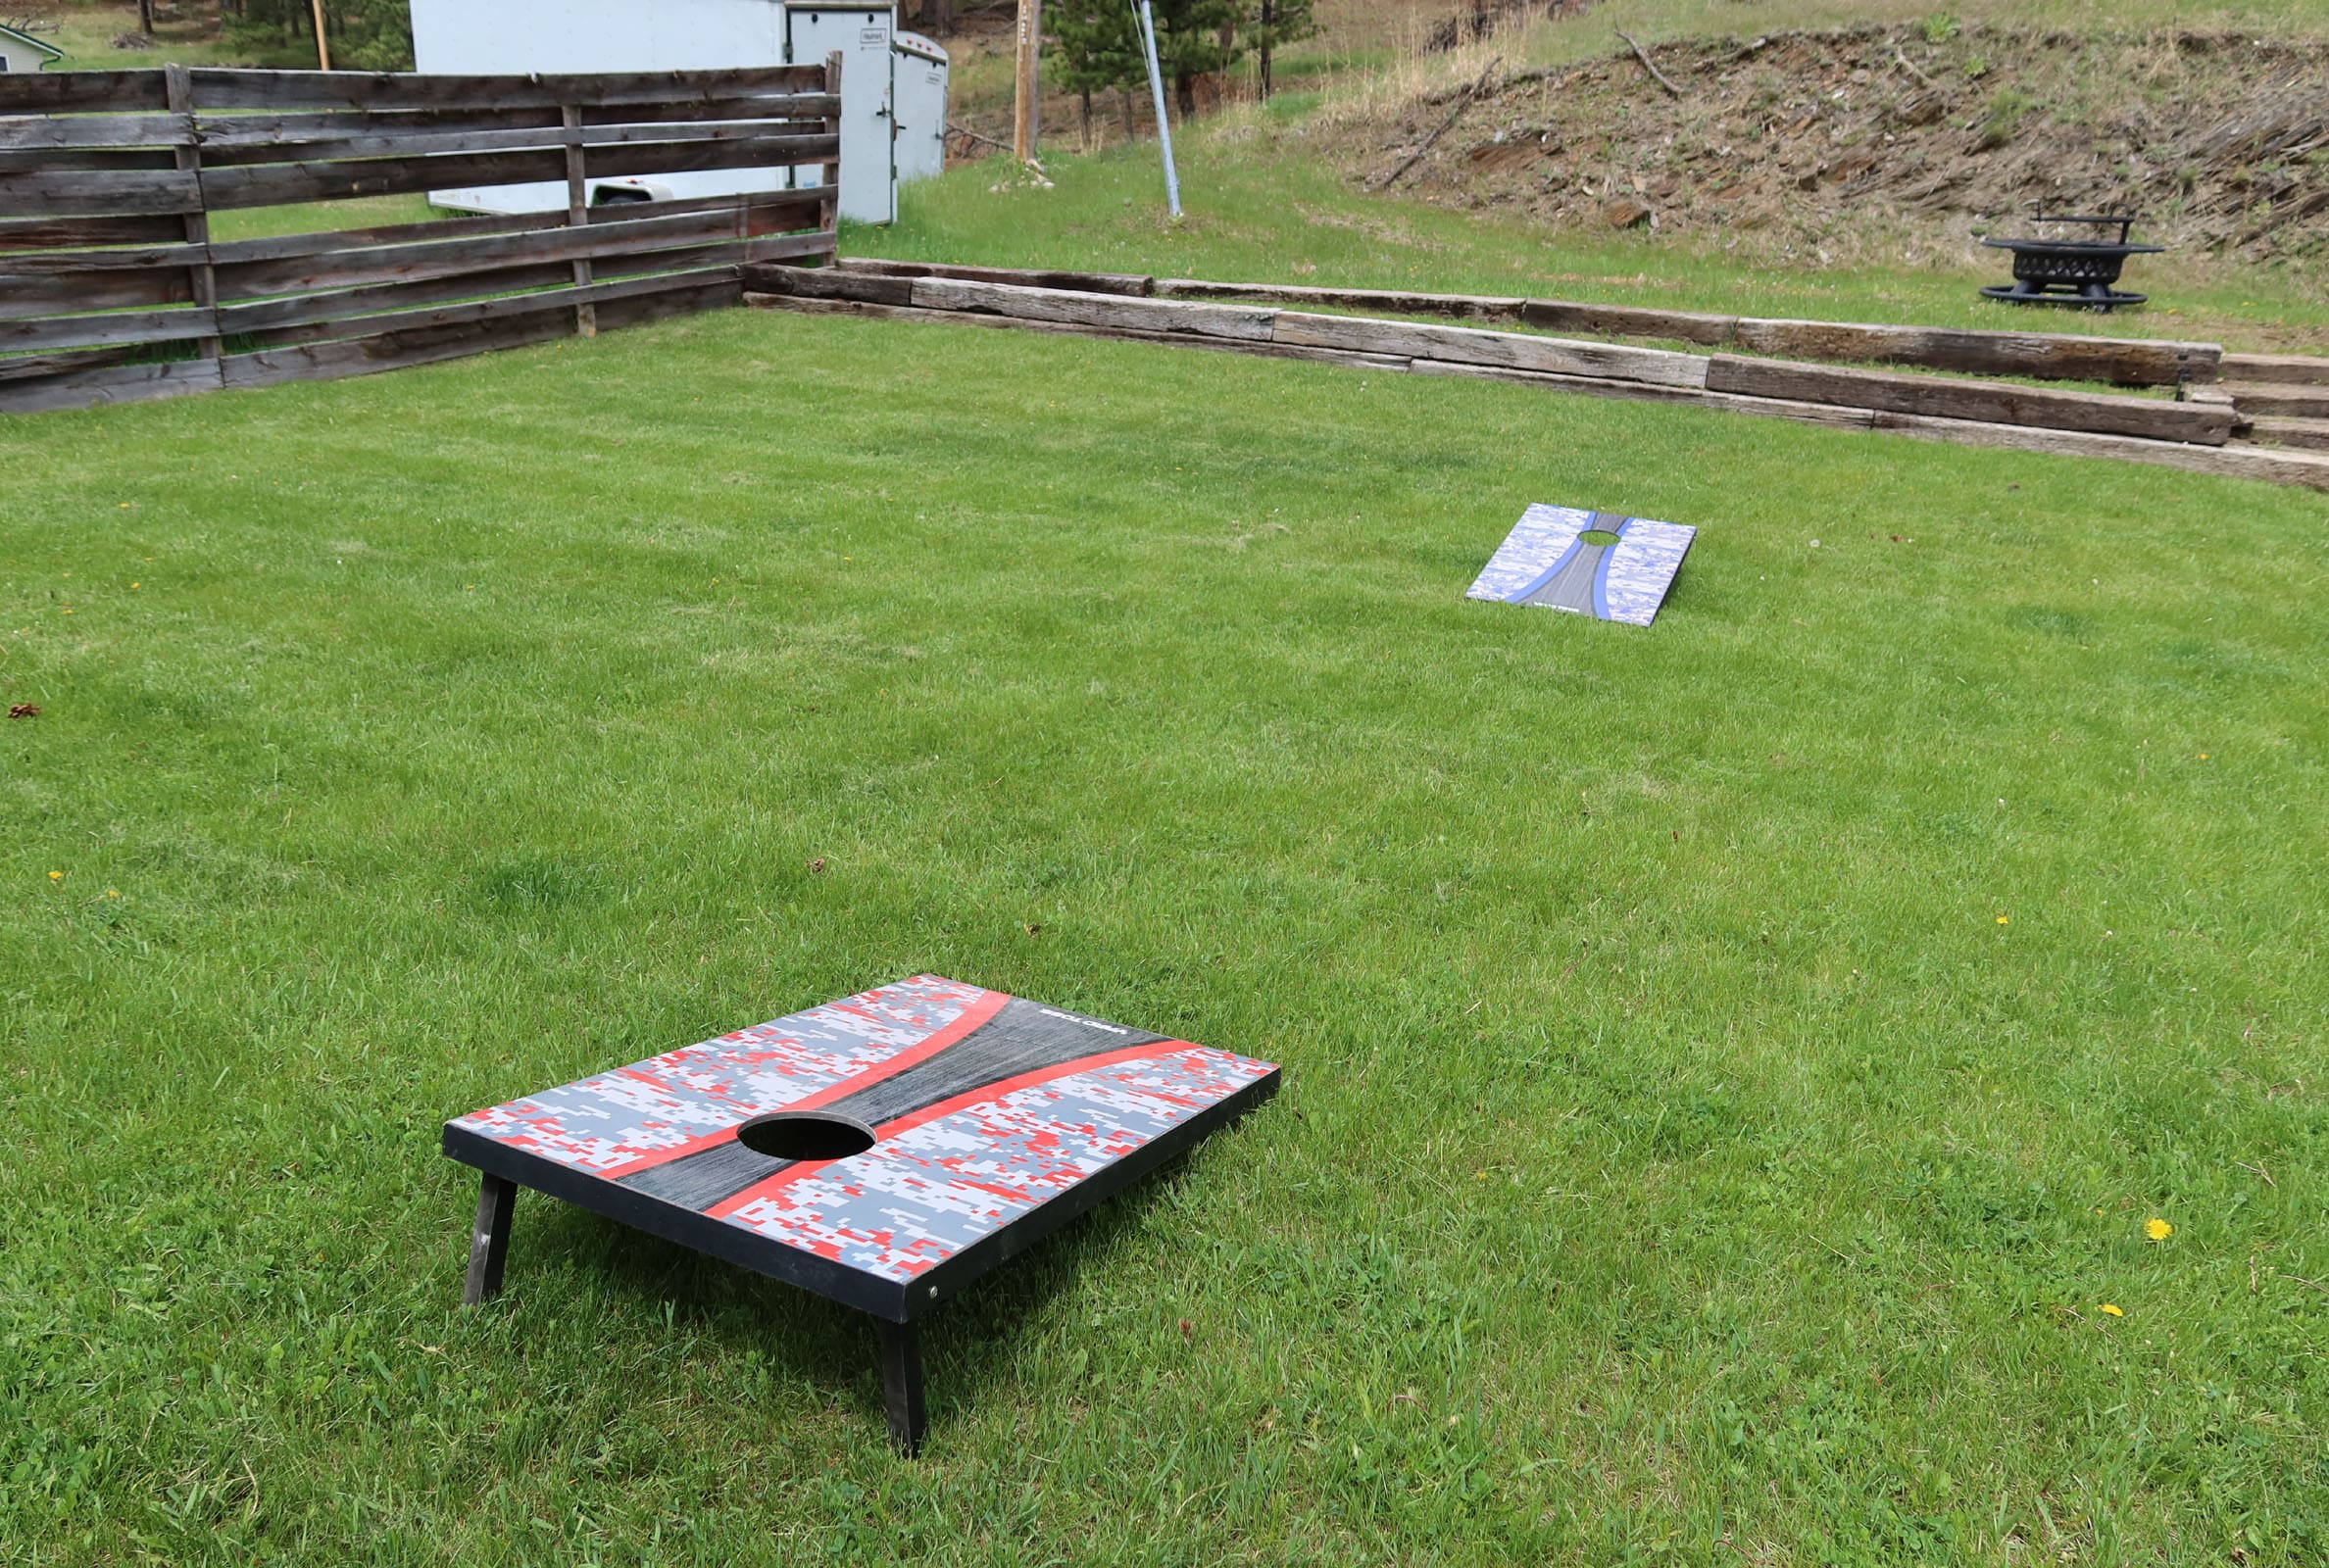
[1134,0,1180,219]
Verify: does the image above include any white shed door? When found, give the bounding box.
[785,5,896,225]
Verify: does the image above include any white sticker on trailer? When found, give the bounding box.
[861,27,886,45]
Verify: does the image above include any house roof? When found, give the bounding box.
[0,23,66,62]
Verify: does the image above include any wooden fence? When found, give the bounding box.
[0,63,842,413]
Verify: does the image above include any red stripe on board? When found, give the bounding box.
[596,988,1014,1180]
[704,1039,1200,1220]
[773,988,1014,1116]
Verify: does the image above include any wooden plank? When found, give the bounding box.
[211,207,559,265]
[2220,382,2329,418]
[0,148,184,172]
[2221,352,2329,388]
[742,291,2329,493]
[197,117,828,166]
[579,92,840,126]
[749,292,1412,372]
[221,262,580,336]
[0,72,172,115]
[197,133,832,208]
[746,264,916,306]
[1705,355,2233,445]
[741,228,838,264]
[0,264,193,318]
[592,274,742,332]
[197,146,569,208]
[0,303,218,354]
[1273,311,1710,388]
[218,205,761,297]
[221,265,738,348]
[239,248,750,349]
[1160,277,1524,319]
[0,213,189,252]
[818,53,840,249]
[219,310,576,390]
[166,66,222,375]
[199,189,818,273]
[1870,410,2329,491]
[590,187,822,228]
[0,242,205,273]
[0,355,220,415]
[189,97,834,148]
[218,268,742,393]
[908,275,1277,341]
[186,66,826,113]
[0,168,203,219]
[561,101,595,339]
[193,106,560,147]
[0,345,139,381]
[1733,318,2219,389]
[849,257,1156,297]
[1409,357,1881,431]
[1520,298,1738,346]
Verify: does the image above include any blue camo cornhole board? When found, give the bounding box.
[1466,504,1697,627]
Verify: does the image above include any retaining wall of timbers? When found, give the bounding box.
[747,261,2329,492]
[0,62,844,413]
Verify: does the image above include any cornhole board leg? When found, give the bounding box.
[877,1318,928,1456]
[464,1170,517,1305]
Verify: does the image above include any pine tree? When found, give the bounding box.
[1046,3,1144,146]
[1149,0,1244,120]
[1247,0,1317,99]
[1047,3,1144,98]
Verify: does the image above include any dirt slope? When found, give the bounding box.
[1352,24,2328,270]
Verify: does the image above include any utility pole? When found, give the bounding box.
[1012,0,1042,162]
[309,0,331,71]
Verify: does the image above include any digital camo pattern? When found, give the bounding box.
[449,976,986,1173]
[1465,503,1698,627]
[723,1048,1275,1281]
[450,977,1278,1289]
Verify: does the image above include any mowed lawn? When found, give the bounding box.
[2,306,2325,1565]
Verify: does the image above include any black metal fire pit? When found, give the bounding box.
[1980,211,2161,312]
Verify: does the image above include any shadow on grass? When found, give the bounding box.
[501,1148,1217,1440]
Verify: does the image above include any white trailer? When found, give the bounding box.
[892,31,949,187]
[407,0,947,224]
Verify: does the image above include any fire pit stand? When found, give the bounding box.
[1980,211,2161,312]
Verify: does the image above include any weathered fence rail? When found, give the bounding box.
[0,63,841,412]
[747,263,2329,492]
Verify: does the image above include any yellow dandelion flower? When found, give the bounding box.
[2100,1303,2123,1317]
[2198,753,2209,760]
[1996,915,2009,925]
[48,870,63,881]
[105,889,120,899]
[130,582,141,589]
[2145,1217,2172,1242]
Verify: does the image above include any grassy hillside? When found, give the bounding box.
[857,110,2329,352]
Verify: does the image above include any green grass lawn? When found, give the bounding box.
[4,296,2324,1564]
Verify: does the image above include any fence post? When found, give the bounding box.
[820,51,843,265]
[164,64,223,380]
[562,100,597,337]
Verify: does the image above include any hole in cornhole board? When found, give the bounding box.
[737,1111,878,1162]
[1465,504,1698,628]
